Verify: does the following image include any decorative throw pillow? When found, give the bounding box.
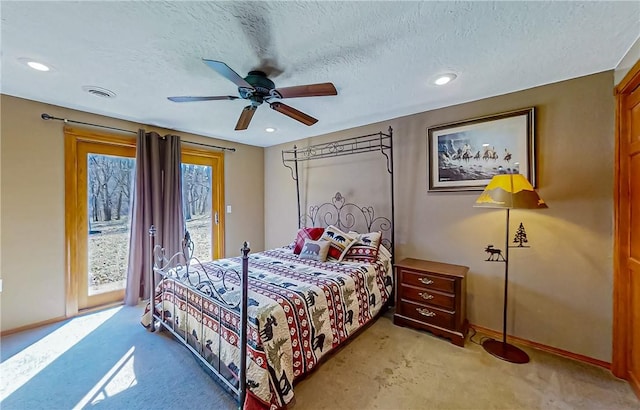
[293,227,325,254]
[320,225,357,261]
[343,231,382,264]
[298,239,330,262]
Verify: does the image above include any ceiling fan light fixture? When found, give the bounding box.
[434,73,457,86]
[170,59,334,130]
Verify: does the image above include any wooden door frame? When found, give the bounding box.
[612,59,640,384]
[181,147,225,260]
[64,126,136,317]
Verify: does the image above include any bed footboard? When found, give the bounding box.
[148,226,250,408]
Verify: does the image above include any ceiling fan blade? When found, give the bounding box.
[167,96,239,102]
[202,59,255,90]
[270,102,318,126]
[235,105,257,130]
[231,3,284,78]
[271,82,337,99]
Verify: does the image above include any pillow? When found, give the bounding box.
[378,241,392,260]
[298,239,330,262]
[343,231,382,264]
[293,227,325,254]
[320,225,357,261]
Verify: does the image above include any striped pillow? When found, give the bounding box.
[320,225,357,261]
[343,231,382,263]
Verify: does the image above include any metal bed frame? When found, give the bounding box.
[146,126,395,409]
[147,227,250,408]
[281,126,395,260]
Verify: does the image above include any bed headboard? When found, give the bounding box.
[282,127,395,259]
[302,192,392,249]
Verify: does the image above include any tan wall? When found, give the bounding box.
[0,95,264,331]
[266,71,615,362]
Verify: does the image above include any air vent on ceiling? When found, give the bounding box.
[82,85,116,99]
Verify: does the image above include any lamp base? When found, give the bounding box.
[482,339,530,364]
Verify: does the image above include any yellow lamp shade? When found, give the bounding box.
[474,174,547,209]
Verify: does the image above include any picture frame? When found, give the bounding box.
[428,107,535,191]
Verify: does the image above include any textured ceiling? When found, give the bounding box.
[1,1,639,147]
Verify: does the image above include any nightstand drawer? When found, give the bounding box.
[400,300,455,329]
[402,270,455,293]
[400,284,455,310]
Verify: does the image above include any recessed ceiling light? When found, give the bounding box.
[265,127,276,133]
[26,61,50,71]
[434,73,457,86]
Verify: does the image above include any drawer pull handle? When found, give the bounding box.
[418,278,434,285]
[418,292,434,300]
[416,308,436,317]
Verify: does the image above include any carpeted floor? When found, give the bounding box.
[1,305,637,410]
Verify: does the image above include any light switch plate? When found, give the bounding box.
[226,205,232,213]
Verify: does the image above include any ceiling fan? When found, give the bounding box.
[168,59,338,131]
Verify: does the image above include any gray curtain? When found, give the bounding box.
[124,130,185,306]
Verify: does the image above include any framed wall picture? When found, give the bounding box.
[428,107,535,191]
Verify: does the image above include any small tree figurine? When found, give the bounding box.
[513,222,529,247]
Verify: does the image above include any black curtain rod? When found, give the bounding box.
[40,113,236,152]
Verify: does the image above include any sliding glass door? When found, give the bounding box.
[77,142,135,309]
[65,129,225,315]
[182,149,225,261]
[65,128,137,313]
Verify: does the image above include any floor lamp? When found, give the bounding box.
[474,173,547,364]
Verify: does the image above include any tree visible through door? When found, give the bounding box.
[77,142,136,309]
[87,153,135,296]
[182,162,213,261]
[182,149,225,261]
[65,128,137,314]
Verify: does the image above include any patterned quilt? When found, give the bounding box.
[142,245,393,409]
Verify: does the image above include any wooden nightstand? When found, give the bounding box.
[393,258,469,346]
